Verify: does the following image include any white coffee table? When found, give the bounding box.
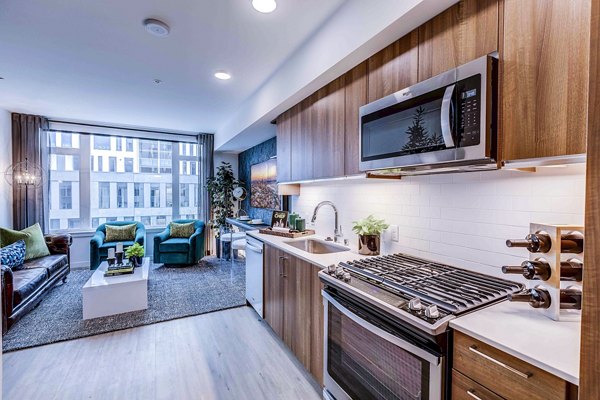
[82,257,150,320]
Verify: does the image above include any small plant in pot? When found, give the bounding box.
[125,243,144,267]
[352,215,389,256]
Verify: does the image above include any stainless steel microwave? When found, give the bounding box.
[359,54,499,175]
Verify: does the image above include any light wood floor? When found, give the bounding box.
[2,306,322,400]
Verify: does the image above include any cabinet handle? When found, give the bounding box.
[469,345,532,379]
[278,256,288,277]
[466,390,483,400]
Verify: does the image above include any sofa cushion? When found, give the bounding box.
[105,224,136,242]
[0,223,50,260]
[22,254,68,277]
[12,268,49,307]
[0,240,26,270]
[159,238,190,253]
[170,222,195,238]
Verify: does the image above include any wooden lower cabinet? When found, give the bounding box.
[453,331,578,400]
[263,244,324,385]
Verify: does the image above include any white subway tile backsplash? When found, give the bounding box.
[292,165,585,275]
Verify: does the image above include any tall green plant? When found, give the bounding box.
[206,162,242,234]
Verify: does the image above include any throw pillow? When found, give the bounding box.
[170,222,195,238]
[0,223,50,260]
[0,240,26,270]
[105,224,137,242]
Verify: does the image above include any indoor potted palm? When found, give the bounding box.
[125,242,145,267]
[206,162,242,258]
[352,215,389,256]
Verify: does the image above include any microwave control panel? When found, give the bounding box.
[457,74,482,147]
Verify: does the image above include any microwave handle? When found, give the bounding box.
[440,84,456,148]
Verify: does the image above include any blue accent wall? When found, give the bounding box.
[238,137,277,224]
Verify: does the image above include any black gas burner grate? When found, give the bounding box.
[340,253,522,314]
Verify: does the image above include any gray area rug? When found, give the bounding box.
[3,257,246,352]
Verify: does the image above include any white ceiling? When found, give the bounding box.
[0,0,346,133]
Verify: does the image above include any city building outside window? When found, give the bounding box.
[91,218,99,228]
[134,183,144,207]
[50,219,60,230]
[117,183,128,208]
[99,182,110,209]
[109,156,116,172]
[59,182,72,209]
[180,183,189,207]
[116,138,122,151]
[68,219,81,229]
[151,184,160,208]
[125,158,134,173]
[94,136,111,150]
[166,184,173,207]
[126,138,133,152]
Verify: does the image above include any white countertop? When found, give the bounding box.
[450,301,580,385]
[247,230,369,269]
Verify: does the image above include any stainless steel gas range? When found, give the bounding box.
[319,253,523,400]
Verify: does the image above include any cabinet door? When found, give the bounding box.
[291,100,313,182]
[418,0,498,81]
[368,30,419,103]
[502,0,589,160]
[276,109,292,183]
[286,256,312,371]
[312,77,346,179]
[344,61,368,176]
[309,263,324,385]
[263,245,284,338]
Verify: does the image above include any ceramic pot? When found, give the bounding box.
[358,234,381,256]
[131,256,143,268]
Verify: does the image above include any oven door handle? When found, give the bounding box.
[440,84,456,148]
[322,291,441,365]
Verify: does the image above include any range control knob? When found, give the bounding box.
[327,265,336,275]
[335,267,345,279]
[343,272,351,283]
[424,305,440,319]
[408,298,423,311]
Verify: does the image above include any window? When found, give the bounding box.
[94,136,111,150]
[125,158,134,173]
[117,183,128,208]
[180,183,189,207]
[193,184,199,207]
[48,131,201,231]
[151,184,160,208]
[50,219,60,230]
[166,184,173,207]
[59,182,72,209]
[99,182,110,209]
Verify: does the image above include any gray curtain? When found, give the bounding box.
[11,113,49,232]
[198,133,214,255]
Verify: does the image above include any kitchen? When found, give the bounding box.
[232,0,599,399]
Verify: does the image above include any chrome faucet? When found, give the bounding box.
[311,201,343,243]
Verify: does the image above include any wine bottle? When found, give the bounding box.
[508,288,552,309]
[560,231,584,254]
[559,286,582,310]
[502,259,583,281]
[506,232,552,253]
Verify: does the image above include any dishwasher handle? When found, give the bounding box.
[246,242,263,254]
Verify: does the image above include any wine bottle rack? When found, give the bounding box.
[527,223,583,321]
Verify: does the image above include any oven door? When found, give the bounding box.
[323,291,443,400]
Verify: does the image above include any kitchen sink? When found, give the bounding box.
[284,238,348,254]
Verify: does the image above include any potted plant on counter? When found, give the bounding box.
[125,242,145,267]
[352,215,389,256]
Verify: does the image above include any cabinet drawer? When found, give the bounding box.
[453,331,569,400]
[452,370,503,400]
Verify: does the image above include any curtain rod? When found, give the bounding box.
[47,119,211,137]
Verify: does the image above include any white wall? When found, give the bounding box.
[293,165,586,280]
[214,152,238,178]
[0,108,11,229]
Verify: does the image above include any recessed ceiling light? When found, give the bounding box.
[153,79,162,84]
[214,71,232,80]
[252,0,277,13]
[143,18,170,37]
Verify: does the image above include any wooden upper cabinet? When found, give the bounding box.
[418,0,499,81]
[312,76,346,179]
[344,61,368,176]
[501,0,590,160]
[291,99,313,182]
[368,30,419,103]
[275,109,292,183]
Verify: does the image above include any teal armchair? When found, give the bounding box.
[90,221,145,270]
[154,220,205,266]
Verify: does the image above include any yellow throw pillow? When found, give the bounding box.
[0,223,50,260]
[170,222,195,238]
[105,224,137,242]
